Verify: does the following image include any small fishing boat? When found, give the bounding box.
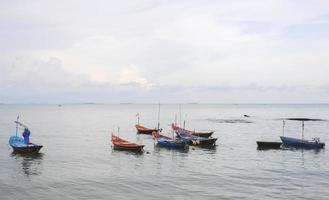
[280,136,324,149]
[256,141,282,150]
[9,118,42,154]
[9,136,43,154]
[111,134,144,152]
[152,131,187,149]
[280,120,325,149]
[135,124,159,135]
[172,124,213,138]
[176,130,217,147]
[135,111,161,135]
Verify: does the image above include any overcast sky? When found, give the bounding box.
[1,0,329,103]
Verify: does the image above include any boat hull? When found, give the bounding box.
[280,136,325,149]
[191,132,213,138]
[12,145,43,154]
[157,137,187,149]
[188,138,217,147]
[256,141,282,150]
[113,144,144,152]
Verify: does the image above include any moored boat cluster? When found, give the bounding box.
[112,122,217,152]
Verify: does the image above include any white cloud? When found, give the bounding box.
[1,0,329,103]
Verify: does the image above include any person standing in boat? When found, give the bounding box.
[22,128,31,145]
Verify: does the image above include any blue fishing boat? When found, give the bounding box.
[153,131,188,149]
[280,120,325,149]
[9,117,43,154]
[280,136,324,149]
[9,136,43,154]
[176,130,217,147]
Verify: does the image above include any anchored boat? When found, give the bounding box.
[176,130,217,147]
[280,120,325,149]
[9,118,43,154]
[152,131,187,149]
[256,141,282,150]
[172,123,213,138]
[111,134,144,152]
[9,136,43,154]
[135,124,159,135]
[135,106,162,135]
[280,136,324,149]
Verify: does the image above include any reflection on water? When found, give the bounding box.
[11,153,44,176]
[111,148,144,156]
[153,145,190,154]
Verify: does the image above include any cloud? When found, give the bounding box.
[1,0,329,103]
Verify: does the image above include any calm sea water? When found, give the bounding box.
[1,104,329,200]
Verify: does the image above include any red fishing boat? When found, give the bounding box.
[135,124,159,135]
[172,124,214,138]
[111,134,144,152]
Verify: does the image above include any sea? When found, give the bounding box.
[1,104,329,200]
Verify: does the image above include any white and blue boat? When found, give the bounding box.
[9,135,43,154]
[280,136,324,149]
[280,120,325,149]
[9,118,43,154]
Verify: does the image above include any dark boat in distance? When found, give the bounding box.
[111,134,144,152]
[256,141,282,150]
[172,124,214,138]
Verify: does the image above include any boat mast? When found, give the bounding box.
[282,120,285,136]
[302,121,304,140]
[15,115,19,137]
[137,113,140,125]
[157,103,160,130]
[118,127,120,137]
[179,104,182,127]
[175,113,177,126]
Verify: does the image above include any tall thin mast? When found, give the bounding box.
[15,115,19,137]
[175,113,177,126]
[282,120,285,136]
[302,121,304,140]
[179,104,182,127]
[157,103,160,130]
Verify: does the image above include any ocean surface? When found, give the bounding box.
[1,104,329,200]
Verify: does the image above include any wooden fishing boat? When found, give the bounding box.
[9,136,43,154]
[9,118,43,154]
[152,131,187,149]
[280,120,325,149]
[172,124,213,138]
[280,136,325,149]
[256,141,282,150]
[135,124,159,135]
[176,130,217,147]
[111,134,144,152]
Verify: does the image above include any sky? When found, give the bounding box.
[1,0,329,103]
